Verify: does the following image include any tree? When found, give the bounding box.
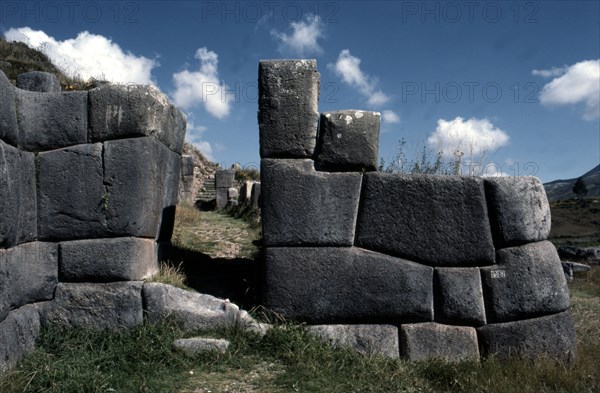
[572,176,588,199]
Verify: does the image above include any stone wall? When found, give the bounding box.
[259,60,576,362]
[0,70,186,372]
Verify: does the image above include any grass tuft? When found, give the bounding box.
[147,261,190,290]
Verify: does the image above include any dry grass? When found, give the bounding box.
[147,261,189,290]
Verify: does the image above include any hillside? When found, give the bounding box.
[544,164,600,201]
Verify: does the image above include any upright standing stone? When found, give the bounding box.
[215,169,235,209]
[0,305,40,374]
[259,60,320,158]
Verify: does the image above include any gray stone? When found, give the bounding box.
[356,173,495,267]
[104,137,172,238]
[157,148,181,242]
[239,181,254,204]
[228,187,239,200]
[259,60,320,158]
[481,241,570,323]
[215,170,235,189]
[263,247,433,324]
[16,90,88,151]
[261,159,362,246]
[0,70,18,146]
[435,268,486,326]
[316,110,381,172]
[307,324,399,358]
[37,282,143,329]
[174,337,230,355]
[0,305,40,374]
[0,141,37,248]
[0,242,58,321]
[182,155,194,176]
[16,71,61,93]
[400,323,479,362]
[38,143,107,240]
[89,84,186,153]
[558,246,600,265]
[477,310,577,363]
[216,188,229,210]
[485,177,551,247]
[59,238,158,281]
[250,182,261,208]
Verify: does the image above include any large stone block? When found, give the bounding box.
[0,141,37,248]
[60,238,158,281]
[0,305,40,374]
[261,159,362,246]
[485,177,551,247]
[104,137,172,238]
[215,169,235,189]
[263,247,433,324]
[38,143,107,240]
[477,310,576,363]
[157,149,181,242]
[356,173,495,266]
[481,241,569,322]
[259,60,319,158]
[400,323,479,362]
[250,182,261,208]
[215,187,229,210]
[316,110,380,171]
[16,71,61,93]
[435,268,486,326]
[0,242,58,321]
[89,84,186,153]
[181,155,194,176]
[16,90,88,151]
[306,324,399,358]
[0,70,18,146]
[37,282,144,329]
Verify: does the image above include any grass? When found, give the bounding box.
[146,261,189,290]
[549,198,600,247]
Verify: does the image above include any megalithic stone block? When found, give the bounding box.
[435,268,486,326]
[0,305,40,374]
[215,169,235,189]
[477,310,577,363]
[263,247,433,324]
[16,89,88,151]
[356,173,495,266]
[306,324,400,358]
[481,241,569,323]
[16,71,61,93]
[259,60,320,158]
[261,159,362,246]
[250,182,261,208]
[38,143,107,240]
[0,70,18,145]
[0,141,37,248]
[215,188,229,210]
[484,176,551,247]
[400,323,480,362]
[181,155,194,176]
[157,148,181,242]
[89,84,187,153]
[316,110,381,171]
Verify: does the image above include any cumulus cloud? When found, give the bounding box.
[329,50,390,106]
[382,110,400,124]
[172,47,231,119]
[427,117,510,158]
[536,59,600,120]
[185,120,214,160]
[271,14,324,56]
[532,66,568,78]
[4,27,157,84]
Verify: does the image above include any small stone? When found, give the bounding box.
[173,337,230,355]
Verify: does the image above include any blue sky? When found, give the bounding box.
[1,0,598,182]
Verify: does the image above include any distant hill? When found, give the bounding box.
[544,164,600,201]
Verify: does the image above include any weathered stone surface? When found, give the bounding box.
[261,159,362,246]
[259,60,319,158]
[435,268,486,326]
[216,188,229,210]
[250,182,261,208]
[0,242,58,321]
[239,181,254,204]
[481,241,569,322]
[16,71,61,93]
[0,305,40,374]
[174,337,230,355]
[0,70,18,145]
[263,247,433,324]
[104,137,171,238]
[558,245,600,265]
[38,143,107,240]
[485,177,551,247]
[181,155,194,176]
[400,323,479,362]
[89,84,186,153]
[215,170,235,189]
[316,110,380,171]
[307,324,399,358]
[59,238,158,281]
[37,282,143,329]
[0,141,37,248]
[16,90,88,151]
[477,310,577,363]
[157,148,180,242]
[356,173,495,266]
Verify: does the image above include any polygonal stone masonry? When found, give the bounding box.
[307,324,400,358]
[400,323,480,362]
[0,71,18,145]
[435,268,486,326]
[0,305,40,374]
[16,71,61,93]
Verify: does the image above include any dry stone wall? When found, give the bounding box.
[259,60,576,362]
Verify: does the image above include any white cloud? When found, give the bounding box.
[4,27,157,84]
[532,66,568,78]
[185,119,213,160]
[329,49,390,106]
[271,14,324,56]
[537,59,600,120]
[382,110,400,124]
[427,117,510,158]
[172,47,231,119]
